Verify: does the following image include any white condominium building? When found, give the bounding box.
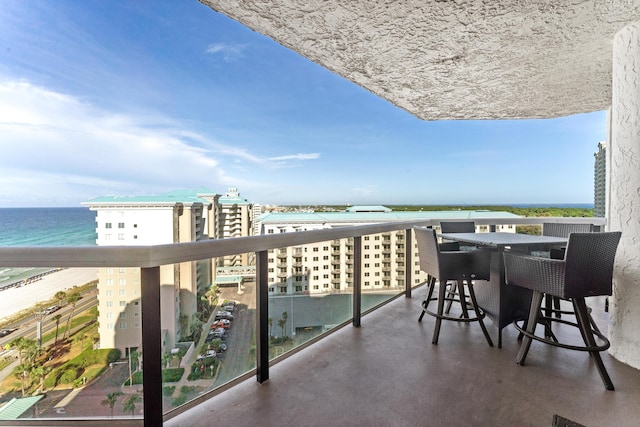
[83,189,218,354]
[257,206,520,296]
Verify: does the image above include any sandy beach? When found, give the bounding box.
[0,268,98,321]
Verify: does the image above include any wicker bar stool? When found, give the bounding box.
[542,222,594,320]
[504,231,621,390]
[415,226,493,347]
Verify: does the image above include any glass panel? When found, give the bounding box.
[164,255,256,413]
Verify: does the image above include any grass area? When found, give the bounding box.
[125,368,185,386]
[0,304,121,396]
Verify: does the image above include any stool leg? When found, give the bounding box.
[574,298,614,390]
[419,276,436,322]
[467,280,493,347]
[458,280,469,319]
[516,290,544,366]
[432,278,447,345]
[445,281,456,314]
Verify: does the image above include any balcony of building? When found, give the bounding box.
[1,216,638,427]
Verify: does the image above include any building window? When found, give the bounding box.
[269,287,275,292]
[119,289,126,296]
[106,312,113,319]
[106,301,113,307]
[105,290,113,297]
[119,301,126,307]
[105,234,111,240]
[295,286,302,292]
[133,235,138,239]
[133,224,138,228]
[279,286,287,293]
[106,279,113,286]
[118,268,126,273]
[105,223,112,229]
[119,279,126,285]
[106,268,113,274]
[313,285,319,290]
[119,322,127,329]
[106,323,114,330]
[119,312,126,318]
[118,234,125,240]
[134,323,140,328]
[118,223,125,228]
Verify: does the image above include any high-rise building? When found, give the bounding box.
[257,206,520,296]
[214,187,253,268]
[594,141,607,218]
[83,189,218,354]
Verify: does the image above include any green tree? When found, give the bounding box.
[122,393,141,417]
[162,352,172,369]
[205,285,218,306]
[277,318,286,339]
[281,311,288,338]
[15,364,29,397]
[101,391,123,417]
[31,364,50,393]
[54,290,67,307]
[63,291,82,340]
[53,314,62,346]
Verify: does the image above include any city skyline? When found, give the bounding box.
[0,1,606,208]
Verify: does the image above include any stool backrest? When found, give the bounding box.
[564,232,621,298]
[440,221,475,233]
[543,222,592,237]
[414,227,441,278]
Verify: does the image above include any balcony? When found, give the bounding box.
[168,293,640,427]
[1,217,638,427]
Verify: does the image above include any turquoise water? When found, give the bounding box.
[0,207,96,288]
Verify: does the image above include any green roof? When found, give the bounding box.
[83,189,213,206]
[0,396,43,420]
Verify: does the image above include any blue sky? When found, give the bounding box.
[0,1,606,207]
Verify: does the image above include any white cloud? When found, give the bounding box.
[0,80,327,206]
[268,153,320,161]
[205,42,247,62]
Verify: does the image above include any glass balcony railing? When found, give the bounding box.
[0,217,605,426]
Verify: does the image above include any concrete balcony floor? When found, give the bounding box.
[167,287,640,427]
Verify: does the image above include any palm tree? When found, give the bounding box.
[53,314,62,346]
[63,291,82,340]
[101,391,123,417]
[281,311,288,338]
[54,290,67,308]
[122,393,141,417]
[277,318,286,339]
[31,365,50,393]
[15,364,29,397]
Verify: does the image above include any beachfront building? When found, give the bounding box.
[257,206,520,296]
[83,189,218,354]
[594,142,607,218]
[211,188,255,291]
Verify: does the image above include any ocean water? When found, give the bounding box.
[0,207,96,288]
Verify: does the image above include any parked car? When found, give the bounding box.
[196,349,216,361]
[216,343,228,352]
[214,311,234,320]
[211,320,230,329]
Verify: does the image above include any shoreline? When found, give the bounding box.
[0,268,98,321]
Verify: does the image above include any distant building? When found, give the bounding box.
[83,189,219,354]
[257,206,520,296]
[594,142,607,218]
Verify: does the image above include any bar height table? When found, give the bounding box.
[438,232,568,348]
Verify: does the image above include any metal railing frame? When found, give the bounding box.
[0,217,605,426]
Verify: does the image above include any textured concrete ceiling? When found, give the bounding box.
[200,0,640,120]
